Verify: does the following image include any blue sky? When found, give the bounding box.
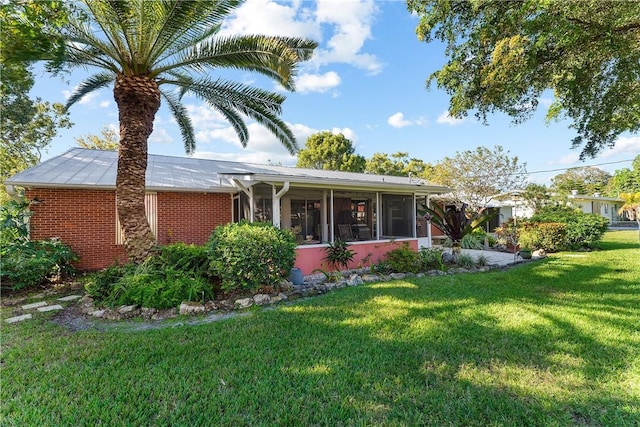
[32,0,639,185]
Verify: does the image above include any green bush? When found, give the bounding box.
[1,238,78,291]
[529,206,608,249]
[460,233,484,249]
[84,264,135,301]
[455,253,476,269]
[208,221,296,292]
[386,243,421,273]
[518,222,567,252]
[418,247,444,271]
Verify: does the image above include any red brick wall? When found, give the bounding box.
[156,192,231,245]
[25,188,232,271]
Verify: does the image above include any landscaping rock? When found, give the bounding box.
[253,294,270,305]
[361,274,380,283]
[151,308,177,321]
[533,249,547,258]
[5,314,32,324]
[235,298,253,309]
[118,305,137,315]
[140,307,158,320]
[390,273,406,280]
[89,309,106,318]
[348,274,364,286]
[22,301,48,310]
[180,302,205,315]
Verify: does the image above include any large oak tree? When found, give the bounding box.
[407,0,640,158]
[62,0,317,262]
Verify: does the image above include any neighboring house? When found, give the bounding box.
[4,148,449,273]
[567,191,624,222]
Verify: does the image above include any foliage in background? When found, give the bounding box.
[551,166,611,197]
[606,155,640,196]
[0,1,75,203]
[365,152,432,177]
[297,131,366,172]
[322,239,356,271]
[618,192,640,241]
[521,183,555,214]
[75,126,119,150]
[407,0,640,158]
[426,145,527,215]
[208,221,296,292]
[0,199,30,245]
[385,243,421,273]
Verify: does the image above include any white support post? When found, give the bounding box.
[271,182,290,228]
[231,179,254,222]
[329,189,335,242]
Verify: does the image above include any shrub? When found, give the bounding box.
[1,238,78,291]
[518,222,567,252]
[84,263,134,301]
[386,243,421,273]
[323,239,355,270]
[106,266,213,309]
[460,233,484,249]
[208,221,296,292]
[371,259,392,275]
[530,206,608,249]
[418,247,444,271]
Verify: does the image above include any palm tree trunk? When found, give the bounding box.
[114,74,161,263]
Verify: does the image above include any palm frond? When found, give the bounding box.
[161,89,195,155]
[65,72,114,109]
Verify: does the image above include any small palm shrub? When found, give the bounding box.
[323,239,356,270]
[386,243,421,273]
[208,221,296,292]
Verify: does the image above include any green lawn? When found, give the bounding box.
[2,231,639,426]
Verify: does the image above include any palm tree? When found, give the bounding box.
[62,0,317,262]
[618,192,640,241]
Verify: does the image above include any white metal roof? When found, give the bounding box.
[5,148,450,194]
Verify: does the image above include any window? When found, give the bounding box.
[115,192,157,245]
[291,199,321,240]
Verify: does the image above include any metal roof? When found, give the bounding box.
[5,148,450,194]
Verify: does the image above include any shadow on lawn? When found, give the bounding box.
[270,257,639,425]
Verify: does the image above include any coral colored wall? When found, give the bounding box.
[24,188,232,271]
[294,239,419,275]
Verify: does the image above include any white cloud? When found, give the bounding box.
[149,126,173,144]
[556,153,581,165]
[388,112,412,128]
[222,0,382,75]
[99,100,110,108]
[600,136,640,159]
[62,87,101,106]
[436,110,465,126]
[295,71,341,93]
[329,127,358,142]
[387,112,426,128]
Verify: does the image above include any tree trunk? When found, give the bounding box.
[113,74,160,263]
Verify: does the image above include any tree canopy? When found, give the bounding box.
[427,145,527,214]
[606,155,640,196]
[296,132,366,172]
[550,166,611,196]
[407,0,640,159]
[75,127,119,151]
[364,152,431,177]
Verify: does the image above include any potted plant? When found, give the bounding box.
[519,248,532,259]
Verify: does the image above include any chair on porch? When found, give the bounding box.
[356,225,371,240]
[338,224,353,241]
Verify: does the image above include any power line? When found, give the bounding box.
[525,159,634,175]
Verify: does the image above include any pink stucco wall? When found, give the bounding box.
[294,239,418,275]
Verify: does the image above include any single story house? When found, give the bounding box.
[567,191,624,222]
[5,148,450,274]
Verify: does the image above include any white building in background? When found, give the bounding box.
[567,190,624,222]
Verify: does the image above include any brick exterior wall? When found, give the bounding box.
[25,188,232,271]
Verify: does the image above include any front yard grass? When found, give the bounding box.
[1,231,638,425]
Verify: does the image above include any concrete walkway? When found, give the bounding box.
[460,248,522,266]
